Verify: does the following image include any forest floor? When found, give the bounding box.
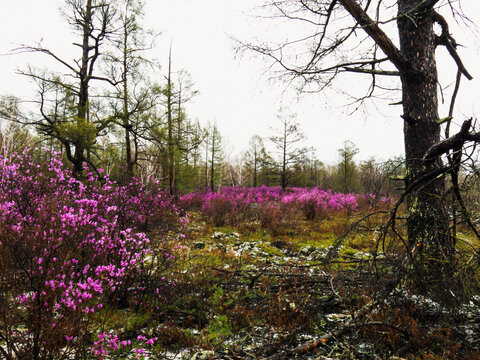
[115,213,480,359]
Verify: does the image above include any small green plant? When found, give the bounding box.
[207,315,233,344]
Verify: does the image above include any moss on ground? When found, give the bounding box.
[106,210,480,359]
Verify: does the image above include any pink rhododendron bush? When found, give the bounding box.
[180,186,389,228]
[0,150,185,359]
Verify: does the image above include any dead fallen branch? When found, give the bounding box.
[261,320,409,360]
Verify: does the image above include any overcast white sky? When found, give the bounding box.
[0,0,479,164]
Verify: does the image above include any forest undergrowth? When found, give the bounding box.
[2,152,480,359]
[158,208,480,360]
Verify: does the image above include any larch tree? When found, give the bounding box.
[170,69,200,194]
[269,113,307,190]
[106,0,159,179]
[359,157,386,195]
[334,140,359,193]
[153,47,199,195]
[17,0,121,177]
[178,119,205,192]
[0,97,33,155]
[206,123,224,192]
[244,135,268,187]
[305,147,323,188]
[164,47,176,195]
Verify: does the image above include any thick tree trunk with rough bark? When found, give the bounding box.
[397,0,453,287]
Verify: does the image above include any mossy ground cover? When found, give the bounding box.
[103,209,480,359]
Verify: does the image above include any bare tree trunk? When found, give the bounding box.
[70,0,94,178]
[397,0,453,289]
[253,149,258,188]
[205,134,209,190]
[281,120,287,190]
[210,131,215,192]
[166,48,175,195]
[123,13,134,179]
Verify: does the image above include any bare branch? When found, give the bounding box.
[13,44,78,74]
[433,11,473,80]
[88,75,122,86]
[423,118,480,163]
[338,0,413,75]
[342,67,400,76]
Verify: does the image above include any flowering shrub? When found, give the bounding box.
[177,190,207,210]
[356,193,390,211]
[180,186,379,229]
[199,192,233,226]
[282,188,358,220]
[179,186,283,227]
[90,332,158,359]
[0,150,183,359]
[257,202,297,236]
[106,177,186,234]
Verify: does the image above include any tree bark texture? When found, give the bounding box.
[397,0,453,286]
